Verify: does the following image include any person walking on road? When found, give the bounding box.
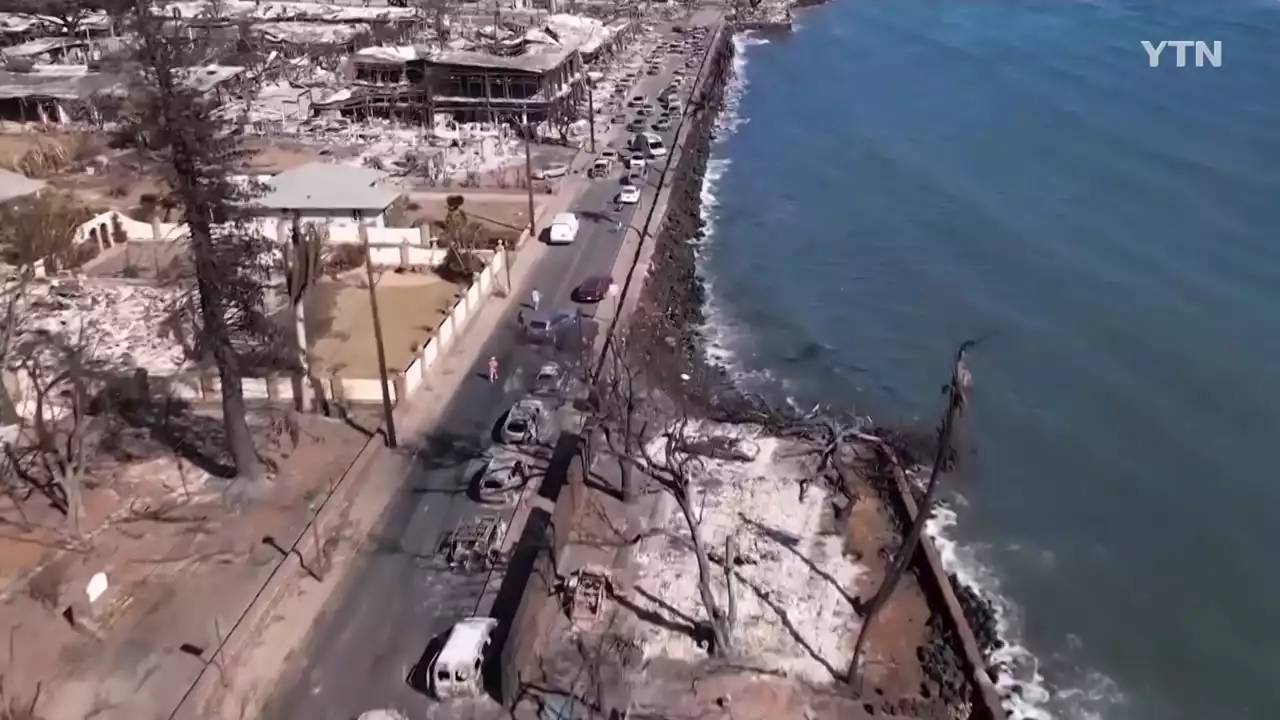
[517,309,526,330]
[488,356,499,383]
[531,289,542,311]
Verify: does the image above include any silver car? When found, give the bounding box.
[501,398,550,444]
[472,448,530,504]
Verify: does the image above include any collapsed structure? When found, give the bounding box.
[0,3,636,129]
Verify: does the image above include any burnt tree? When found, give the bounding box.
[639,413,737,656]
[123,2,283,482]
[10,0,115,36]
[847,340,977,683]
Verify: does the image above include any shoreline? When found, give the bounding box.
[623,22,1010,720]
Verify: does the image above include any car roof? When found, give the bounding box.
[512,398,544,412]
[537,362,560,375]
[551,212,576,224]
[438,617,497,666]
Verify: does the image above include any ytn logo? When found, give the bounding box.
[1142,41,1222,68]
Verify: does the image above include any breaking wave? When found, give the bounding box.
[928,505,1125,720]
[696,33,779,390]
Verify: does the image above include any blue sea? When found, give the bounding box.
[697,2,1280,718]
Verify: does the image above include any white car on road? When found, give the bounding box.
[618,184,641,204]
[533,162,569,180]
[548,212,580,244]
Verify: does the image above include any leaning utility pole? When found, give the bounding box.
[359,224,398,449]
[847,340,977,684]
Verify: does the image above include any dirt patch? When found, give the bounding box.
[841,464,933,701]
[307,270,464,378]
[0,409,374,720]
[241,138,363,174]
[400,193,543,249]
[409,195,537,230]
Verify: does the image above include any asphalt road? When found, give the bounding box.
[263,29,704,720]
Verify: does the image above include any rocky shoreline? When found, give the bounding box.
[631,28,741,410]
[622,20,1007,720]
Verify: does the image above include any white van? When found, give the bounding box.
[429,617,498,700]
[548,212,580,244]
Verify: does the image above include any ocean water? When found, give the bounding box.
[697,2,1280,719]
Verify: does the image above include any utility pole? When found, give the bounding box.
[522,104,537,242]
[586,79,596,153]
[359,224,398,449]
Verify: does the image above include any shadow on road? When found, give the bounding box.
[481,432,581,700]
[405,632,448,697]
[415,430,486,471]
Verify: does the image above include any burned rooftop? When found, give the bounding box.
[421,13,617,74]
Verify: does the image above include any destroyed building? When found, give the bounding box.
[404,14,634,123]
[0,63,249,126]
[0,65,126,125]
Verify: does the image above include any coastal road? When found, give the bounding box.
[263,30,703,720]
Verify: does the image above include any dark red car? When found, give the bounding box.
[573,275,612,303]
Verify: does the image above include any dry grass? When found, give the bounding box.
[408,195,540,232]
[0,412,374,720]
[307,270,464,378]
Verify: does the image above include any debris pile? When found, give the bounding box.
[5,277,188,375]
[631,426,866,683]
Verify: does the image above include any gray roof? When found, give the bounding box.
[0,37,89,59]
[0,69,125,100]
[256,162,400,212]
[0,168,46,204]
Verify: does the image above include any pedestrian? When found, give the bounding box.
[517,309,526,329]
[531,288,542,311]
[487,356,499,383]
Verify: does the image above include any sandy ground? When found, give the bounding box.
[0,409,373,720]
[629,430,865,683]
[307,269,463,378]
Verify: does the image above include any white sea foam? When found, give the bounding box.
[927,504,1124,720]
[696,32,764,386]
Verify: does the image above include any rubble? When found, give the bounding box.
[4,277,188,376]
[632,425,866,684]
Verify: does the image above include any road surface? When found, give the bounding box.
[264,26,710,720]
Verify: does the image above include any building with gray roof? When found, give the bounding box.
[253,162,401,227]
[0,168,46,205]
